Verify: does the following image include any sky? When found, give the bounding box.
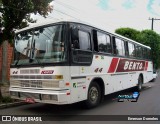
[33,0,160,33]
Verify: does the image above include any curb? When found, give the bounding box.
[0,101,28,109]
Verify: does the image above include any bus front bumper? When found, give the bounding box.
[9,87,71,104]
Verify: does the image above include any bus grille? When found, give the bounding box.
[20,92,40,99]
[10,80,59,88]
[10,75,53,80]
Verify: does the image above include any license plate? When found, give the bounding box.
[25,98,35,103]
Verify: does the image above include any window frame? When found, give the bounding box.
[78,29,92,51]
[128,42,136,58]
[135,45,143,59]
[114,37,126,56]
[97,31,112,54]
[146,48,151,60]
[70,23,93,65]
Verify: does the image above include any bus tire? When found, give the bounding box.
[136,75,143,91]
[85,81,101,108]
[150,78,156,82]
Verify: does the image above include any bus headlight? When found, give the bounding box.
[10,91,19,97]
[54,75,63,79]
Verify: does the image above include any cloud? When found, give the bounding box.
[147,0,160,16]
[98,0,136,10]
[98,0,110,10]
[122,0,136,9]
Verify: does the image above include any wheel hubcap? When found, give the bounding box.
[90,87,98,102]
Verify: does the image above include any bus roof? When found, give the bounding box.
[15,18,151,49]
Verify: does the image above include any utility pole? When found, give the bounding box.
[149,18,160,30]
[148,18,160,70]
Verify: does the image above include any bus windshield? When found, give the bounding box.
[12,24,66,66]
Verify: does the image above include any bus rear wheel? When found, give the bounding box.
[136,75,143,91]
[85,82,101,108]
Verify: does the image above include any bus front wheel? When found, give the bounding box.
[85,82,101,108]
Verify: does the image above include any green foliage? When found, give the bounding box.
[0,96,13,104]
[0,0,53,44]
[115,28,160,69]
[115,27,140,41]
[138,30,160,69]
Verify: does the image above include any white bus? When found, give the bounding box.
[10,19,154,108]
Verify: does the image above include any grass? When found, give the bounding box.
[0,96,13,104]
[0,83,17,104]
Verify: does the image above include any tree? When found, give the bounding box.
[0,0,53,44]
[115,28,160,69]
[0,0,53,100]
[138,30,160,69]
[115,27,140,42]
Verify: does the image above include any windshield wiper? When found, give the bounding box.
[15,60,19,66]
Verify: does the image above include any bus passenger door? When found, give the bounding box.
[70,24,93,102]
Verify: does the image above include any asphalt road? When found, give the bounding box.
[0,75,160,124]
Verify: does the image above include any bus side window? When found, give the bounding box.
[142,48,147,59]
[114,38,125,56]
[97,31,112,53]
[71,28,91,51]
[78,30,91,50]
[128,42,136,57]
[147,49,151,59]
[136,45,143,58]
[125,41,129,56]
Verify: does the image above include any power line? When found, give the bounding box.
[55,0,79,13]
[53,8,80,20]
[54,1,83,20]
[54,0,101,21]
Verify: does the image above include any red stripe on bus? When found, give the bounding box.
[145,61,148,71]
[108,58,119,73]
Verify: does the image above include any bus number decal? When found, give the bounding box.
[94,68,103,73]
[94,68,99,73]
